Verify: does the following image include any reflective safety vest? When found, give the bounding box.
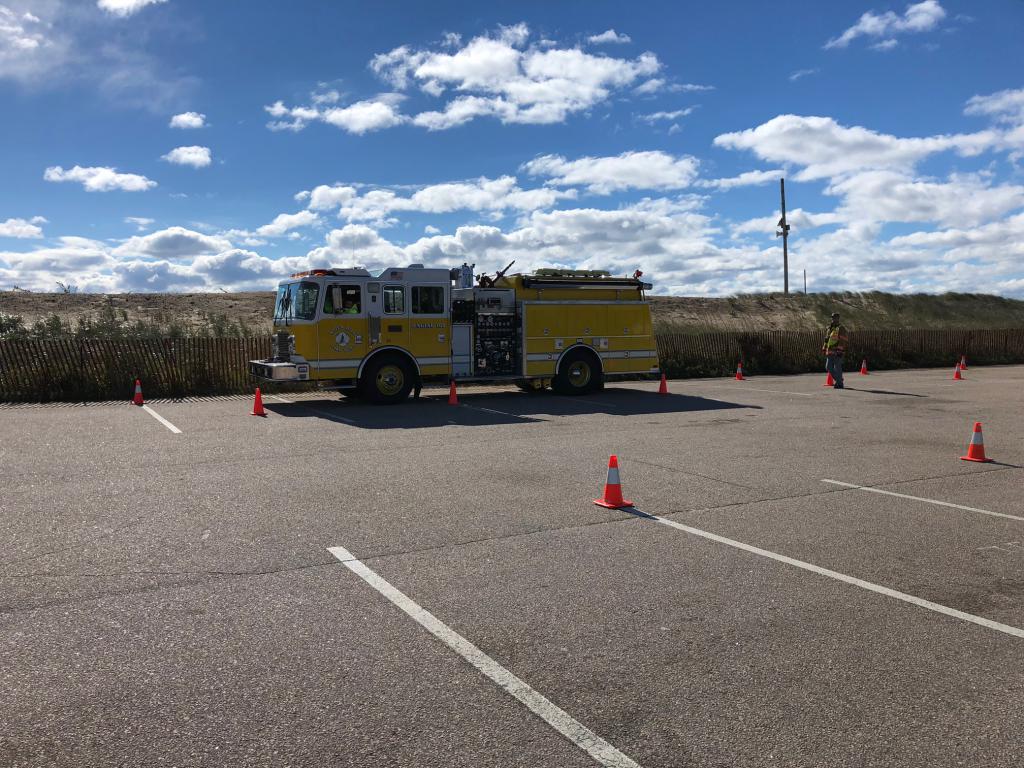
[823,324,847,354]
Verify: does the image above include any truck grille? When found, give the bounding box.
[272,331,292,361]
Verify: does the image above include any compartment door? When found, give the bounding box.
[409,284,451,376]
[368,283,410,351]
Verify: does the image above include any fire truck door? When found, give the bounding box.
[317,283,367,379]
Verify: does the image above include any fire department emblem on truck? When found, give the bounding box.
[332,326,352,352]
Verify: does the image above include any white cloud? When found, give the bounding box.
[1,3,194,113]
[97,0,167,18]
[124,216,154,231]
[731,208,843,239]
[303,224,406,271]
[187,249,281,291]
[871,38,899,51]
[161,145,212,168]
[964,88,1024,126]
[265,94,406,134]
[0,3,67,82]
[303,184,357,211]
[697,170,784,190]
[713,114,998,181]
[789,68,818,82]
[311,89,341,105]
[639,107,696,123]
[321,99,407,134]
[297,197,760,298]
[523,151,699,194]
[636,80,714,95]
[255,210,320,237]
[113,226,231,259]
[0,237,116,291]
[0,5,42,51]
[825,0,946,49]
[828,170,1024,228]
[169,111,206,129]
[367,24,661,130]
[424,224,440,234]
[588,29,631,45]
[0,216,45,238]
[43,165,157,192]
[302,176,575,225]
[888,211,1024,251]
[5,192,1024,297]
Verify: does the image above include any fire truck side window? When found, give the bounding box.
[412,286,445,315]
[324,285,361,315]
[383,286,405,314]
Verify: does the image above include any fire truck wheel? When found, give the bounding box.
[360,354,414,404]
[553,349,602,395]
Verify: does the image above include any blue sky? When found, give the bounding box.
[1,0,1022,296]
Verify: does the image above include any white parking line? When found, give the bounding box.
[637,511,1024,640]
[460,403,534,420]
[265,394,293,403]
[327,546,643,768]
[140,404,181,434]
[822,479,1024,523]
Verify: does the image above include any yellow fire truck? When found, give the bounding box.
[249,262,660,403]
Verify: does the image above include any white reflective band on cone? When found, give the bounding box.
[607,467,621,485]
[971,431,984,445]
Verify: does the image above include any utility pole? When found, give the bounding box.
[776,179,791,295]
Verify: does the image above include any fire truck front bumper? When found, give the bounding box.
[249,360,310,381]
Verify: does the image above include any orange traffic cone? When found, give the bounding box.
[594,455,633,509]
[251,387,267,417]
[953,363,963,380]
[131,379,144,406]
[824,371,835,387]
[658,373,668,395]
[860,360,869,375]
[735,363,744,381]
[960,422,993,463]
[448,379,459,405]
[960,355,968,370]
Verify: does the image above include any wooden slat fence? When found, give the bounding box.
[1,329,1022,402]
[655,328,1024,378]
[0,337,271,402]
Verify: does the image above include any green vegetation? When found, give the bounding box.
[651,291,1024,334]
[0,300,256,341]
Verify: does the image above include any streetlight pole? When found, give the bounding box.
[776,179,791,295]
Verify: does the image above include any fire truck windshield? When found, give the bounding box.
[274,282,319,322]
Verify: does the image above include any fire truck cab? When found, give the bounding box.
[249,263,659,403]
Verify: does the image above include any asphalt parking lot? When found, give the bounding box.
[3,365,1024,767]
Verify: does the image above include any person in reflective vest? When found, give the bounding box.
[821,312,848,389]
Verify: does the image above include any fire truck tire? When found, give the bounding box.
[553,349,602,395]
[360,354,414,404]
